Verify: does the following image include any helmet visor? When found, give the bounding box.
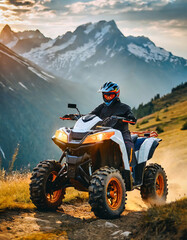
[103,93,116,101]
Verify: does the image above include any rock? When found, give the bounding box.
[111,230,123,236]
[41,226,54,231]
[24,217,50,223]
[120,231,131,237]
[56,220,61,224]
[105,222,118,228]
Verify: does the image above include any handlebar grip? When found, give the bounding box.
[111,116,136,124]
[60,117,72,120]
[122,119,136,124]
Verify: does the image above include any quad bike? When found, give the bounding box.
[30,104,168,219]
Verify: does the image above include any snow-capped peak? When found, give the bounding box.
[10,19,186,85]
[0,25,51,53]
[127,42,170,62]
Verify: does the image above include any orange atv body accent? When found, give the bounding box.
[131,131,158,137]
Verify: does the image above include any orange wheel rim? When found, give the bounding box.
[156,174,164,197]
[46,171,62,203]
[106,177,122,210]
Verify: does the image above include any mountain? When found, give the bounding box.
[15,20,187,106]
[1,21,187,106]
[0,43,77,170]
[0,25,51,54]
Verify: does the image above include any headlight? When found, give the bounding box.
[83,132,114,144]
[55,130,68,143]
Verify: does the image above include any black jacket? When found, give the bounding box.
[91,98,136,140]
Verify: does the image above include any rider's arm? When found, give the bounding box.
[118,106,137,125]
[126,108,137,124]
[90,103,104,117]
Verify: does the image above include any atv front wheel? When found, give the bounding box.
[140,163,168,205]
[89,167,126,219]
[30,160,65,210]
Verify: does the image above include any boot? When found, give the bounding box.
[133,162,146,186]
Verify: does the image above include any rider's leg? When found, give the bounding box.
[122,136,143,186]
[124,140,137,167]
[133,162,146,186]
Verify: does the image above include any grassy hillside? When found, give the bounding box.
[130,97,187,202]
[133,82,187,118]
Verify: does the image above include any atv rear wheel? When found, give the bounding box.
[30,160,65,211]
[89,167,126,219]
[140,163,168,205]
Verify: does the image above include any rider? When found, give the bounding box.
[90,82,140,185]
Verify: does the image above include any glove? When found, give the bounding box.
[126,112,137,124]
[103,117,118,127]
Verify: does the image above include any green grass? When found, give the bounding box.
[0,172,88,211]
[140,119,149,125]
[0,173,34,211]
[63,187,88,203]
[131,100,187,133]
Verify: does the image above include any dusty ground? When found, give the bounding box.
[0,201,144,240]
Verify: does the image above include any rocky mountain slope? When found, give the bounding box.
[0,25,50,54]
[14,20,187,105]
[0,43,76,170]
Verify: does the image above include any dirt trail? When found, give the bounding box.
[0,200,144,240]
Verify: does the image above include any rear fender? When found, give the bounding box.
[137,138,161,164]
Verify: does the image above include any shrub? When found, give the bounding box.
[9,143,19,172]
[181,121,187,130]
[136,123,140,129]
[164,108,168,112]
[140,119,149,125]
[156,126,164,134]
[156,114,161,121]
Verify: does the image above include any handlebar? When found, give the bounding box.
[60,114,81,120]
[60,114,136,124]
[110,116,136,124]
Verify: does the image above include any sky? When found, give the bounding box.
[0,0,187,58]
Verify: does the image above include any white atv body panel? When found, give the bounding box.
[73,116,102,132]
[136,137,160,164]
[110,130,130,170]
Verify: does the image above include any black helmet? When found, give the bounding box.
[98,82,120,106]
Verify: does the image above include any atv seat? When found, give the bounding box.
[131,134,138,143]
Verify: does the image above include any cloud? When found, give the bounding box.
[60,0,187,39]
[63,0,169,15]
[61,0,187,22]
[2,0,186,25]
[8,0,34,6]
